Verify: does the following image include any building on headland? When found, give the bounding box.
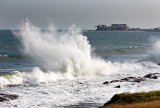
[95,24,160,32]
[111,24,129,30]
[95,24,130,31]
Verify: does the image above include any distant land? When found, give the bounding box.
[95,24,160,32]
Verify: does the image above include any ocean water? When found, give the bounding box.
[1,21,160,108]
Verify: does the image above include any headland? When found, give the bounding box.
[95,24,160,32]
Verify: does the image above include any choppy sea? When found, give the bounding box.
[1,22,160,108]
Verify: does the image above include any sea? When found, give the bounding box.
[1,22,160,108]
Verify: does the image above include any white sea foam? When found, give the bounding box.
[148,38,160,64]
[0,61,146,88]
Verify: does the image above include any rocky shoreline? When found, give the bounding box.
[0,72,159,105]
[103,73,159,88]
[100,72,160,107]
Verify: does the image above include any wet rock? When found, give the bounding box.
[110,80,120,83]
[120,78,129,81]
[152,76,158,79]
[143,73,159,79]
[103,81,109,85]
[78,82,83,84]
[0,96,8,102]
[0,94,19,102]
[120,77,145,83]
[144,74,152,78]
[133,77,145,83]
[103,73,159,85]
[120,77,136,82]
[7,84,21,87]
[114,85,120,88]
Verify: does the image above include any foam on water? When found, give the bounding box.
[1,67,160,108]
[0,61,146,88]
[148,39,160,64]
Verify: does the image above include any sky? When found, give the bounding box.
[1,0,160,30]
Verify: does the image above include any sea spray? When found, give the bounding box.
[14,19,109,78]
[148,39,160,64]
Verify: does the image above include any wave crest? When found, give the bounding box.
[13,19,110,78]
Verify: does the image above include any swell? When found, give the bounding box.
[0,54,26,59]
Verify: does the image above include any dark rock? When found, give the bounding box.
[78,82,83,84]
[120,77,136,82]
[103,81,109,85]
[143,73,159,79]
[152,76,158,79]
[120,78,129,81]
[114,85,120,88]
[7,84,21,87]
[133,78,145,83]
[110,80,120,83]
[144,74,152,78]
[103,73,160,85]
[128,77,136,79]
[121,77,145,83]
[0,94,19,102]
[0,96,8,102]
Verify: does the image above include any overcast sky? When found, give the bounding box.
[1,0,160,29]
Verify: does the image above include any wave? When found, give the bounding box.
[0,19,151,88]
[13,19,106,78]
[94,46,146,54]
[0,61,145,88]
[148,39,160,64]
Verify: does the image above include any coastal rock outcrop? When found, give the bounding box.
[114,85,120,88]
[103,73,159,85]
[143,73,159,79]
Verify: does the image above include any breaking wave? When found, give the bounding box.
[0,61,145,87]
[148,39,160,64]
[13,19,109,77]
[0,19,147,87]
